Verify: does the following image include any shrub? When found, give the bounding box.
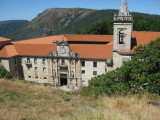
[0,66,12,79]
[62,95,71,101]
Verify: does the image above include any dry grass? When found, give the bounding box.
[0,79,160,120]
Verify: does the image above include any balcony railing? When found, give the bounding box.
[114,15,133,23]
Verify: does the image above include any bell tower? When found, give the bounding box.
[113,0,133,52]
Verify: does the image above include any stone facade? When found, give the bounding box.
[16,40,109,88]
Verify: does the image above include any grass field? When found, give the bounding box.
[0,79,160,120]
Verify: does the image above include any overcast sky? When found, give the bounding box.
[0,0,160,21]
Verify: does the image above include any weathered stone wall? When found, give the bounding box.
[0,59,10,71]
[113,52,131,69]
[81,60,106,86]
[21,57,50,84]
[113,23,133,52]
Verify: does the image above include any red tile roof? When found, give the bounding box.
[0,37,11,42]
[1,32,160,59]
[0,45,17,57]
[64,34,113,42]
[12,35,64,44]
[118,31,160,54]
[70,44,113,59]
[14,44,57,56]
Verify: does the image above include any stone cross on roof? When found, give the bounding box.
[118,0,130,16]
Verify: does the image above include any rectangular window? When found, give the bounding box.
[28,76,31,79]
[35,67,38,72]
[61,59,65,65]
[93,71,97,75]
[81,61,85,67]
[81,70,85,74]
[27,58,30,63]
[44,77,47,80]
[93,61,97,67]
[36,76,38,79]
[34,58,37,64]
[42,58,46,64]
[43,67,46,72]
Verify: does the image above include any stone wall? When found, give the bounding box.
[21,57,50,84]
[81,60,106,86]
[113,52,132,69]
[113,23,133,52]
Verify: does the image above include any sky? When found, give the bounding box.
[0,0,160,21]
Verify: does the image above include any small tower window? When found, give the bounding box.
[119,30,125,44]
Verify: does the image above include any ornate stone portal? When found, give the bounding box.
[47,38,82,89]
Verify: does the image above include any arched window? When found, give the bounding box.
[119,30,125,44]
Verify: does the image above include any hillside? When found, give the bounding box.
[0,79,160,120]
[10,8,94,41]
[10,8,160,41]
[0,20,29,37]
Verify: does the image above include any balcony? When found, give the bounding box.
[25,60,32,67]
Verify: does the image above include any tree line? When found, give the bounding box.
[77,16,160,35]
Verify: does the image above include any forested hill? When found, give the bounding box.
[9,8,160,41]
[0,20,29,37]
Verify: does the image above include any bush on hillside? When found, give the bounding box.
[0,66,12,79]
[82,37,160,98]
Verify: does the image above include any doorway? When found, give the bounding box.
[60,74,67,86]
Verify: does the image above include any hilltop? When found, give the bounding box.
[9,8,160,41]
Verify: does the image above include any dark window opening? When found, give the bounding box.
[42,58,46,64]
[34,58,37,64]
[93,71,97,75]
[61,59,65,65]
[93,61,97,67]
[27,58,30,63]
[119,30,125,44]
[82,70,85,74]
[81,61,85,67]
[60,74,67,86]
[35,67,38,72]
